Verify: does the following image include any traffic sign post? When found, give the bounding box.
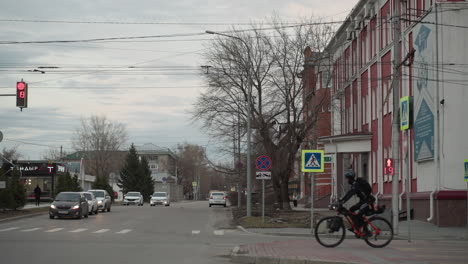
[256,155,272,224]
[465,159,468,238]
[400,97,413,242]
[301,150,324,234]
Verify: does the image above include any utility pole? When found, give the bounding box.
[391,0,401,234]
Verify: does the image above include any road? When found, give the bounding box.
[0,201,291,264]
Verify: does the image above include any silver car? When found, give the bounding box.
[123,191,144,206]
[81,192,99,215]
[88,189,112,212]
[150,192,170,206]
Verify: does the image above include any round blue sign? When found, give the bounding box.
[256,155,272,171]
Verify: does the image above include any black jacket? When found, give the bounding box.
[340,178,373,204]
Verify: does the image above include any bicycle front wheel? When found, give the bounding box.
[364,216,393,248]
[314,216,345,248]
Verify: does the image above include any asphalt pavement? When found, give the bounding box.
[0,201,290,264]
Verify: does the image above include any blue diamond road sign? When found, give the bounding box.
[302,150,324,172]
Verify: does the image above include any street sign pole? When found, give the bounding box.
[301,150,324,235]
[262,179,265,224]
[405,129,411,242]
[310,172,315,234]
[464,159,468,239]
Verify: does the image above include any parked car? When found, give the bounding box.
[49,192,89,219]
[150,192,170,206]
[123,191,144,206]
[209,192,227,207]
[88,189,112,212]
[81,192,99,215]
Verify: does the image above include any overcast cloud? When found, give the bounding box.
[0,0,358,161]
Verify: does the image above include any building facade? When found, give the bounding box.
[310,0,468,226]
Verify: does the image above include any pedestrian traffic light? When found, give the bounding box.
[384,158,394,176]
[16,81,28,109]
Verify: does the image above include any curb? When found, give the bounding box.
[0,211,48,223]
[230,250,353,264]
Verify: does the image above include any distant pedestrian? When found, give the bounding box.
[293,191,299,208]
[34,185,42,206]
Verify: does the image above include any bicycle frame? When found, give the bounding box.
[337,206,380,237]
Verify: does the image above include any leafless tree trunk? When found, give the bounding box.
[72,115,128,178]
[194,17,336,209]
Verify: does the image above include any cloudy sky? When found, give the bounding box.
[0,0,358,162]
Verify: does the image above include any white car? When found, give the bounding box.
[88,189,112,212]
[209,192,227,207]
[150,192,170,206]
[81,192,99,215]
[123,192,144,206]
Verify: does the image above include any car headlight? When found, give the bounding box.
[72,205,80,210]
[97,200,103,204]
[50,204,56,209]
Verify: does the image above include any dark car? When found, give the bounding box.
[49,192,89,219]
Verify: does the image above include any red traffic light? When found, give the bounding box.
[384,158,394,175]
[16,81,28,109]
[17,82,26,91]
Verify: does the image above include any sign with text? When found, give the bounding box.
[256,171,271,180]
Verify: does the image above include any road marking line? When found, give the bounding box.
[0,227,19,232]
[93,229,110,234]
[21,228,41,232]
[116,229,132,234]
[192,230,201,235]
[45,228,64,233]
[69,228,88,233]
[214,230,224,236]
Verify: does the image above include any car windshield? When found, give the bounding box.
[83,193,93,200]
[212,192,225,196]
[153,193,167,197]
[55,193,80,201]
[126,192,140,196]
[89,191,104,198]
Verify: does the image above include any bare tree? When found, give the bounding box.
[1,146,22,161]
[194,17,335,209]
[72,115,128,179]
[42,147,67,161]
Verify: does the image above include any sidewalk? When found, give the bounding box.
[236,216,468,264]
[21,203,51,209]
[235,207,468,264]
[242,219,467,240]
[231,237,468,264]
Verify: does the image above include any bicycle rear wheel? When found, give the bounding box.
[314,216,345,248]
[364,216,393,248]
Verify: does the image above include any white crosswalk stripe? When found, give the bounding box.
[214,230,224,236]
[0,227,19,232]
[191,230,201,235]
[93,229,110,234]
[115,229,132,234]
[69,228,88,233]
[21,228,41,232]
[45,228,64,233]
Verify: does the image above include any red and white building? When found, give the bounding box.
[304,0,468,226]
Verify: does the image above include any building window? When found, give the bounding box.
[322,71,331,88]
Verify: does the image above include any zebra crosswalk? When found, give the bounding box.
[0,226,236,236]
[0,226,133,235]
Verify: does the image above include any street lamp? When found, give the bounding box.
[205,30,253,217]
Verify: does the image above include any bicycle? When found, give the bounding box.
[314,201,393,248]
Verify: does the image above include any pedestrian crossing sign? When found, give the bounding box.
[464,159,468,182]
[301,150,324,172]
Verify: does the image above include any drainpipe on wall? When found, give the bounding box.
[428,3,441,223]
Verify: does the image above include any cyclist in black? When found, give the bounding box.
[339,171,375,237]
